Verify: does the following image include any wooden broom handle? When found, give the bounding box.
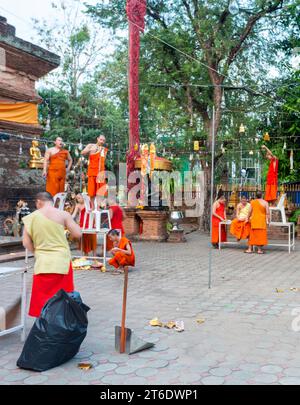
[120,267,129,353]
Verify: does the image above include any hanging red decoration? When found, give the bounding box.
[126,0,147,184]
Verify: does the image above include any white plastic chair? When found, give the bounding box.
[89,210,111,232]
[53,192,68,211]
[81,193,93,228]
[270,193,287,223]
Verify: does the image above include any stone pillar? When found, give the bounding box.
[137,210,169,241]
[123,208,140,239]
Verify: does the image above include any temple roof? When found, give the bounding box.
[0,16,60,78]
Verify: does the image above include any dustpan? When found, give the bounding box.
[115,267,154,354]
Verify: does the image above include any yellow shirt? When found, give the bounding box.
[23,211,71,275]
[238,203,251,221]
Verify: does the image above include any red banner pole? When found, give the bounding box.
[126,0,147,185]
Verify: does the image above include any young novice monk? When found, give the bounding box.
[230,195,252,241]
[211,192,227,248]
[108,229,135,274]
[72,194,97,257]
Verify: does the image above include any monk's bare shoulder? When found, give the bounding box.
[89,144,98,152]
[82,143,96,155]
[47,147,59,156]
[61,210,72,220]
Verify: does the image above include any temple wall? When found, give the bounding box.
[0,16,60,235]
[0,64,37,100]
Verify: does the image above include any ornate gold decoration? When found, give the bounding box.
[239,124,245,133]
[29,140,44,169]
[135,158,172,171]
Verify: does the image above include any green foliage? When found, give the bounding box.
[289,209,300,224]
[260,70,300,184]
[86,0,299,169]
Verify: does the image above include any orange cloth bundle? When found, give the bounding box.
[0,102,38,125]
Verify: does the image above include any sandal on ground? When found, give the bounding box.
[244,250,253,254]
[257,250,265,254]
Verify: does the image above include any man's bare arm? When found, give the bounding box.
[262,145,277,159]
[22,228,34,252]
[67,151,73,171]
[266,202,271,224]
[64,212,82,239]
[81,144,92,156]
[43,150,51,177]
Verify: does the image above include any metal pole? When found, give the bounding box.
[79,128,83,193]
[208,106,216,289]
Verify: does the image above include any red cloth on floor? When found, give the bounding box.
[29,261,74,318]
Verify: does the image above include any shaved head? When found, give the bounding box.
[97,135,106,146]
[55,137,63,148]
[35,192,53,202]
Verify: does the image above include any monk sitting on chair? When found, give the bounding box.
[230,195,252,241]
[43,137,73,197]
[245,191,270,255]
[108,229,135,275]
[211,191,227,248]
[262,145,278,205]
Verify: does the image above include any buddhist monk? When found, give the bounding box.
[108,229,135,275]
[72,194,97,257]
[262,145,278,205]
[22,192,81,317]
[43,137,73,197]
[81,135,108,209]
[211,192,227,248]
[245,191,270,254]
[106,198,126,251]
[230,195,252,241]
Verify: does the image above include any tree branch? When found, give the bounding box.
[226,0,284,67]
[146,4,168,29]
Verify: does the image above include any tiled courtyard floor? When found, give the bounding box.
[1,231,300,385]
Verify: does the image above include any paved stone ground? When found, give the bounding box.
[1,231,300,385]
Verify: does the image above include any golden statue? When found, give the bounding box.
[29,140,44,169]
[228,187,239,212]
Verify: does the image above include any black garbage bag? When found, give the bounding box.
[17,289,90,372]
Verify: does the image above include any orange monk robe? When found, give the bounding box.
[248,200,268,246]
[87,148,108,198]
[265,157,278,202]
[230,203,251,240]
[108,237,135,269]
[78,208,97,255]
[230,219,251,240]
[46,150,69,197]
[211,202,227,244]
[79,235,97,255]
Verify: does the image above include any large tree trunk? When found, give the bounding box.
[198,83,223,232]
[201,165,212,232]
